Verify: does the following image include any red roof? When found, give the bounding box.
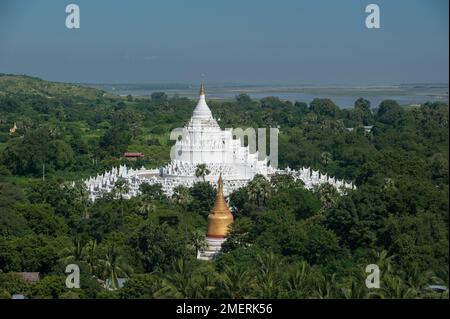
[123,152,144,157]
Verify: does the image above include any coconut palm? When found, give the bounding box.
[247,175,272,207]
[138,199,156,218]
[340,274,368,299]
[219,264,253,298]
[255,252,281,298]
[61,235,85,263]
[113,178,129,216]
[85,239,98,274]
[195,164,210,182]
[113,177,129,200]
[158,258,197,298]
[284,261,312,298]
[99,244,131,290]
[313,273,341,299]
[405,265,437,296]
[375,249,396,275]
[195,272,217,299]
[382,274,417,299]
[72,180,91,219]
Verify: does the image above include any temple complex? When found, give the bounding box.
[83,84,354,201]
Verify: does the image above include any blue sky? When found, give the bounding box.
[0,0,448,84]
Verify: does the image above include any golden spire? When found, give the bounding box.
[199,83,205,96]
[206,174,234,238]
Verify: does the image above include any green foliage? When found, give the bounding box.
[30,275,67,299]
[0,272,31,296]
[139,183,165,200]
[0,182,29,236]
[235,93,252,106]
[325,186,387,249]
[0,75,447,299]
[15,203,68,237]
[151,92,168,103]
[118,273,162,299]
[100,125,132,156]
[188,182,216,217]
[129,222,188,272]
[0,234,69,273]
[310,98,339,118]
[0,288,11,299]
[377,100,403,124]
[1,127,74,175]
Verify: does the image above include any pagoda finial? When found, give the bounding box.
[218,173,223,194]
[199,83,205,96]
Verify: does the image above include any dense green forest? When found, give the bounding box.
[0,74,448,299]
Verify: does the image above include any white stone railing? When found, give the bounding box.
[83,163,354,202]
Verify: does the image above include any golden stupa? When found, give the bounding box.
[207,174,234,238]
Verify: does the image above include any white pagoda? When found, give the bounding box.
[84,84,353,200]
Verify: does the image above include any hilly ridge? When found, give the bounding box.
[0,74,109,100]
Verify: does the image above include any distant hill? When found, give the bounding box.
[0,74,110,99]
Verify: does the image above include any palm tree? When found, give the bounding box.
[85,239,98,274]
[340,272,369,299]
[382,274,417,299]
[61,235,85,263]
[321,151,333,167]
[196,273,217,299]
[219,264,253,298]
[159,258,197,298]
[313,273,340,299]
[284,261,311,298]
[316,183,339,211]
[255,252,281,298]
[138,199,156,218]
[113,178,129,216]
[247,175,272,207]
[99,244,131,290]
[190,229,208,254]
[375,249,396,275]
[172,185,193,209]
[113,177,129,200]
[341,279,367,299]
[405,265,437,297]
[195,164,210,182]
[72,181,91,219]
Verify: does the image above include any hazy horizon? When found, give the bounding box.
[83,81,449,107]
[0,0,448,85]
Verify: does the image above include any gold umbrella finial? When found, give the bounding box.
[199,83,205,96]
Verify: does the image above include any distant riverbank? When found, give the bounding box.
[84,83,449,108]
